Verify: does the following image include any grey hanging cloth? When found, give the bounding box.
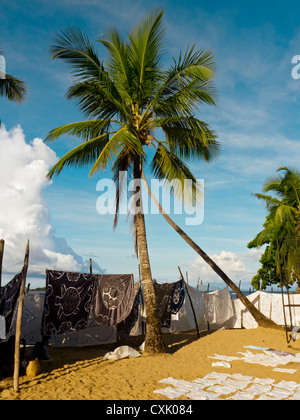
[92,274,135,326]
[117,285,141,340]
[0,272,23,333]
[41,270,97,336]
[154,281,177,328]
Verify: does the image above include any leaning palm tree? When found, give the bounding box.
[45,10,220,354]
[142,171,282,330]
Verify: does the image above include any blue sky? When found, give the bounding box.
[1,0,300,290]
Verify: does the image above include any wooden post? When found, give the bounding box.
[89,258,92,275]
[138,264,145,334]
[178,266,199,338]
[0,239,4,306]
[13,240,29,392]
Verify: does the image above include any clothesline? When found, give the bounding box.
[40,270,186,338]
[2,260,24,271]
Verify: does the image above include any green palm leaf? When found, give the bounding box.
[0,74,27,103]
[152,116,220,160]
[47,132,111,179]
[50,26,102,79]
[151,143,202,205]
[89,127,145,176]
[45,120,118,142]
[128,9,165,104]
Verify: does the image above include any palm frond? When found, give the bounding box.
[50,26,102,80]
[0,74,27,102]
[152,45,216,114]
[111,146,134,228]
[273,204,296,229]
[98,28,133,104]
[66,78,130,123]
[151,116,220,161]
[128,9,165,105]
[151,143,202,205]
[89,127,145,176]
[47,133,111,179]
[45,119,117,142]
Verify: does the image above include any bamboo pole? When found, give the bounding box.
[13,240,29,392]
[0,239,4,306]
[137,264,145,333]
[138,264,142,286]
[178,266,199,338]
[200,280,209,330]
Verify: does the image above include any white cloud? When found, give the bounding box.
[181,248,264,288]
[0,125,104,284]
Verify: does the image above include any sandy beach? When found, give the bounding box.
[1,326,300,400]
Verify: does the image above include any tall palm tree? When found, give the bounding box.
[0,50,27,103]
[45,10,221,354]
[248,166,300,289]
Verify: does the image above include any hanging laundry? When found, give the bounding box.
[153,281,174,328]
[93,274,135,326]
[0,272,23,333]
[41,270,97,336]
[0,315,5,340]
[117,286,141,340]
[153,280,185,328]
[171,280,185,314]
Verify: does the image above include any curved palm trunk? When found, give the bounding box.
[134,162,165,354]
[142,171,282,330]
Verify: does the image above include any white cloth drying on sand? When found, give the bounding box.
[103,345,141,360]
[154,372,300,400]
[209,347,300,368]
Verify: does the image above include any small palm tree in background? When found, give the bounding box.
[45,9,220,354]
[248,166,300,289]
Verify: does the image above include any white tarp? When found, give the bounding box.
[9,291,117,347]
[165,284,206,333]
[167,287,300,332]
[204,287,235,329]
[164,285,235,332]
[229,291,300,329]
